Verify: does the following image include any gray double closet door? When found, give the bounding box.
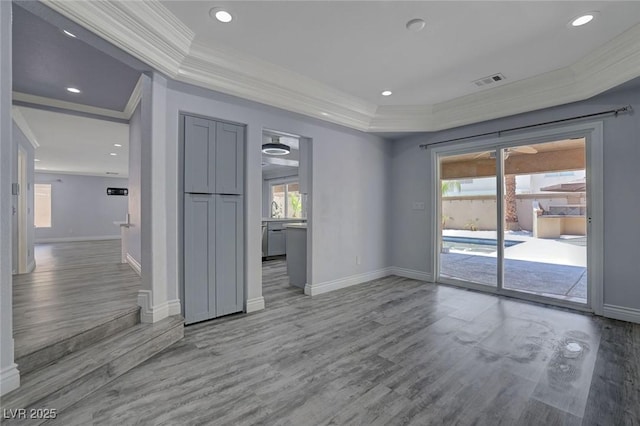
[183,115,244,324]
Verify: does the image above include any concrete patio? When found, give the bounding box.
[440,230,587,304]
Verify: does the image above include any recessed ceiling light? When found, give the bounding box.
[570,12,597,27]
[114,143,122,147]
[110,153,117,156]
[62,29,76,38]
[66,87,81,94]
[210,7,233,23]
[381,90,393,96]
[34,159,40,162]
[321,112,329,116]
[406,18,426,32]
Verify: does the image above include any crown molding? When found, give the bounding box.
[13,92,127,120]
[40,1,640,133]
[123,75,144,118]
[41,0,194,78]
[371,23,640,132]
[12,106,40,149]
[13,79,143,122]
[571,21,640,97]
[34,169,129,178]
[179,43,376,131]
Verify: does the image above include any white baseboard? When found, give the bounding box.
[304,267,393,297]
[12,259,36,276]
[26,259,36,273]
[137,291,181,323]
[167,299,182,316]
[246,297,265,313]
[0,363,20,396]
[603,304,640,324]
[390,267,433,282]
[36,235,121,243]
[126,253,142,276]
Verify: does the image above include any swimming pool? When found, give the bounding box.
[442,236,523,254]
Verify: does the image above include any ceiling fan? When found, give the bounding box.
[473,146,537,159]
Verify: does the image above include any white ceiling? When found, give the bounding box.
[14,106,129,177]
[162,1,640,106]
[262,134,299,175]
[42,0,640,132]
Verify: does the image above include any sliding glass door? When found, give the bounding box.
[435,137,589,308]
[439,150,497,287]
[501,139,587,304]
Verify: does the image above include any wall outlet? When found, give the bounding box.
[413,202,425,210]
[356,256,361,265]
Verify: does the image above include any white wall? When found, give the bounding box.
[127,103,142,264]
[0,0,19,396]
[11,122,35,273]
[34,172,128,242]
[390,81,640,311]
[164,80,391,309]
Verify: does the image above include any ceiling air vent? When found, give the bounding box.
[473,73,506,87]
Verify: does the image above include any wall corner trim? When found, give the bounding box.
[246,297,265,313]
[137,290,177,323]
[390,267,433,283]
[126,253,142,276]
[0,363,20,396]
[304,267,393,297]
[603,304,640,325]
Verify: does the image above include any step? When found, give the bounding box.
[15,306,140,376]
[1,316,184,423]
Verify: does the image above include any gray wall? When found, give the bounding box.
[163,80,391,305]
[11,122,35,273]
[34,172,128,242]
[390,82,640,311]
[262,169,298,218]
[127,102,142,264]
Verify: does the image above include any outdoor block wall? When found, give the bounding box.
[442,193,586,232]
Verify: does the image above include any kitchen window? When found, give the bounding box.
[270,179,303,218]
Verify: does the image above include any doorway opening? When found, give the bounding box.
[261,130,311,307]
[430,123,603,312]
[10,2,146,375]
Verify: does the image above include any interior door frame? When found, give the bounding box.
[427,121,603,315]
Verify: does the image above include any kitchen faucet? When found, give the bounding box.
[271,201,279,218]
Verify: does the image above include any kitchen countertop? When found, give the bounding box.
[284,223,307,229]
[262,218,307,222]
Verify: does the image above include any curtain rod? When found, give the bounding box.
[419,105,633,149]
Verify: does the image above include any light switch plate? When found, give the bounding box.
[412,202,425,210]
